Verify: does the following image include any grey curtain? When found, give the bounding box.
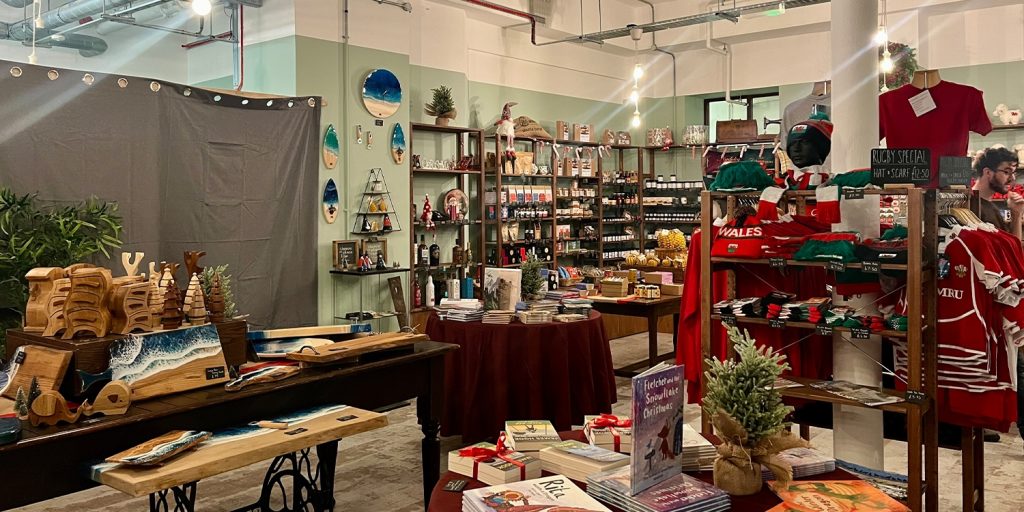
[0,61,319,329]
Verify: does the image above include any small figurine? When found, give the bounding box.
[382,213,393,232]
[361,215,372,233]
[358,253,373,272]
[420,194,435,230]
[375,251,387,270]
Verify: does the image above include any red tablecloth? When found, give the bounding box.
[428,431,858,512]
[427,311,616,442]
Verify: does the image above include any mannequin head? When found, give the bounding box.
[786,115,833,168]
[973,146,1019,196]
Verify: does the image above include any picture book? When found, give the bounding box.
[484,268,522,311]
[463,475,611,512]
[630,362,685,495]
[587,467,730,512]
[767,480,910,511]
[504,420,560,452]
[448,442,541,485]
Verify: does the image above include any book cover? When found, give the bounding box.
[767,480,910,511]
[484,268,523,311]
[449,442,540,484]
[543,440,630,465]
[630,362,685,495]
[463,475,611,512]
[505,420,560,450]
[588,467,728,512]
[761,447,835,480]
[583,414,632,453]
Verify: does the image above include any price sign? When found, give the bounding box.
[862,260,881,274]
[826,260,847,272]
[871,148,932,186]
[939,156,972,188]
[851,327,871,339]
[906,390,927,403]
[769,257,787,269]
[816,325,833,337]
[721,314,737,326]
[769,319,786,329]
[843,189,864,200]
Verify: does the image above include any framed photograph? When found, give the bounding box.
[362,238,388,263]
[332,240,359,269]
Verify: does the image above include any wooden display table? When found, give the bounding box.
[587,296,681,377]
[94,405,387,511]
[0,340,457,511]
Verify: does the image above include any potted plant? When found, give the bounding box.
[519,254,546,301]
[703,325,807,495]
[425,85,457,126]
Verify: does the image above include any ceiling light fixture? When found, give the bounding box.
[192,0,212,16]
[628,25,644,129]
[880,49,894,73]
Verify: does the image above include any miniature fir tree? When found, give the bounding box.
[14,386,28,418]
[28,376,41,406]
[207,274,225,323]
[703,325,792,444]
[519,254,546,301]
[161,281,183,330]
[424,85,457,119]
[200,265,236,319]
[184,274,208,326]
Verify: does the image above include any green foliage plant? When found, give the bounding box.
[200,265,238,319]
[519,254,546,301]
[425,85,457,119]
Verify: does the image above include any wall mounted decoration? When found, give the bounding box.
[323,124,339,169]
[366,131,374,150]
[322,178,339,224]
[352,169,402,236]
[391,123,406,164]
[356,124,364,144]
[362,68,402,118]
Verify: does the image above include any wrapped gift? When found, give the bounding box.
[643,271,673,285]
[573,123,593,142]
[584,414,633,453]
[556,120,571,140]
[448,437,542,485]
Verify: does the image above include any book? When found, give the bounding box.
[448,442,542,485]
[630,362,686,495]
[583,414,633,453]
[538,440,629,482]
[761,447,835,481]
[587,467,730,512]
[484,268,522,311]
[462,475,612,512]
[504,420,560,452]
[767,480,910,511]
[771,377,803,389]
[680,424,716,472]
[809,380,904,407]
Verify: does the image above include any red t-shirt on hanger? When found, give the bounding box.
[879,81,992,188]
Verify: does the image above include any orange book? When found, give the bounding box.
[768,480,910,512]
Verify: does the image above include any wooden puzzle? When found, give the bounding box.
[63,267,113,339]
[110,281,153,335]
[121,252,144,278]
[0,345,72,400]
[42,276,72,337]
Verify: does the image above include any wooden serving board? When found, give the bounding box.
[246,324,372,341]
[94,405,387,497]
[0,345,72,400]
[285,332,427,366]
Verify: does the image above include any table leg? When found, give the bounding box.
[962,427,975,512]
[418,357,444,510]
[672,313,679,351]
[973,427,984,511]
[316,441,340,511]
[647,312,658,369]
[149,482,197,512]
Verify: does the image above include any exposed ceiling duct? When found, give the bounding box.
[4,0,144,43]
[0,0,33,8]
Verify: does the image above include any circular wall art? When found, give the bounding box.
[362,68,401,118]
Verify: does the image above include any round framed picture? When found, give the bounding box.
[362,69,402,118]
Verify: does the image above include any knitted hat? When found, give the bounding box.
[787,113,833,160]
[711,217,765,259]
[710,160,775,191]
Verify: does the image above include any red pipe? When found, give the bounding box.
[463,0,538,45]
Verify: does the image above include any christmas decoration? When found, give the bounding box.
[28,376,41,406]
[520,254,546,301]
[161,281,184,330]
[495,101,518,165]
[14,386,28,419]
[425,85,457,126]
[879,41,918,92]
[421,193,435,230]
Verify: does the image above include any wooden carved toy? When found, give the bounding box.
[110,281,153,334]
[80,380,131,417]
[121,251,144,278]
[147,262,165,329]
[161,281,184,330]
[207,274,226,323]
[182,274,208,326]
[64,263,95,275]
[62,267,113,339]
[42,276,72,337]
[24,267,64,333]
[29,390,82,427]
[160,262,180,286]
[183,250,206,279]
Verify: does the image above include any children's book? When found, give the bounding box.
[630,362,685,495]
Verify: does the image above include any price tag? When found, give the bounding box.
[205,366,226,380]
[905,390,927,403]
[285,427,309,436]
[720,314,737,326]
[850,327,871,339]
[816,325,833,336]
[374,119,384,126]
[769,257,786,269]
[826,260,847,272]
[843,189,864,200]
[909,89,937,117]
[862,260,881,274]
[769,319,786,329]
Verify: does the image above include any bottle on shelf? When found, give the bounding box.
[425,274,436,308]
[413,278,423,308]
[418,235,430,267]
[452,238,464,266]
[429,235,441,267]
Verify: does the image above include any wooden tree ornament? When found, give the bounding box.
[62,267,113,339]
[24,267,64,333]
[147,262,165,330]
[182,274,208,326]
[161,281,184,330]
[207,274,226,323]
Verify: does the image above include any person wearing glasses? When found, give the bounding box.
[971,146,1022,240]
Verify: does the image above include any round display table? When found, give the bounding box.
[427,310,616,442]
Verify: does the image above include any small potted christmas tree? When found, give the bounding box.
[519,254,546,301]
[703,325,807,495]
[425,85,457,126]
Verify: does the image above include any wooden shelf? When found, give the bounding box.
[413,220,481,227]
[330,267,411,276]
[485,239,553,245]
[412,263,483,272]
[350,230,401,236]
[413,167,481,175]
[334,312,400,321]
[409,122,482,134]
[500,174,555,179]
[601,219,636,224]
[990,124,1024,132]
[710,314,908,339]
[710,257,909,271]
[645,219,701,224]
[777,376,925,414]
[602,239,639,244]
[501,261,554,268]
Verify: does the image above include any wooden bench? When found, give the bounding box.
[91,404,388,512]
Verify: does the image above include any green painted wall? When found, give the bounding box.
[192,37,298,96]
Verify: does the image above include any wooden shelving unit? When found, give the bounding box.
[698,188,939,512]
[484,136,557,268]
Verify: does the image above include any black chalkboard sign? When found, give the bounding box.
[332,240,359,269]
[871,148,931,185]
[939,156,972,187]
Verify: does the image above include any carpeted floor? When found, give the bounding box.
[14,332,1024,511]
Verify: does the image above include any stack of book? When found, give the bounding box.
[553,313,587,322]
[538,440,629,482]
[769,480,910,511]
[463,476,612,512]
[587,467,730,512]
[680,424,717,472]
[504,420,560,453]
[518,310,553,324]
[561,297,594,316]
[528,300,562,314]
[482,310,516,324]
[583,414,632,454]
[546,289,580,301]
[437,299,484,322]
[762,447,835,480]
[448,442,542,485]
[444,309,485,322]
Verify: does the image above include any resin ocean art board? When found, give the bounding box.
[391,123,406,164]
[323,178,339,224]
[323,124,339,169]
[362,69,401,118]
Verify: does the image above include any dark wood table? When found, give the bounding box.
[588,296,681,377]
[0,340,457,511]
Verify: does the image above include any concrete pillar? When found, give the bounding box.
[830,1,884,468]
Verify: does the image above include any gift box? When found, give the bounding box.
[643,271,673,285]
[573,123,594,142]
[556,120,571,140]
[584,414,632,453]
[448,439,542,485]
[660,283,684,296]
[601,278,629,297]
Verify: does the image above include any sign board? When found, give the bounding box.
[870,148,931,186]
[938,156,972,188]
[332,240,359,269]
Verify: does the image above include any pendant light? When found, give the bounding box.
[628,26,643,129]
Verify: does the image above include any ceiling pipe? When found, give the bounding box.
[232,4,243,90]
[462,0,545,45]
[6,0,141,41]
[96,1,182,35]
[374,0,411,12]
[636,0,677,124]
[32,0,170,46]
[705,3,746,106]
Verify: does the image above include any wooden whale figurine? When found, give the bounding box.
[29,390,82,427]
[80,380,131,417]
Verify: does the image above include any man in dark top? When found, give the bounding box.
[970,146,1022,445]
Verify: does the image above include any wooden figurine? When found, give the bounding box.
[160,261,180,287]
[80,380,131,417]
[207,274,226,323]
[24,267,64,333]
[147,262,165,330]
[41,276,72,337]
[183,250,206,280]
[161,281,184,330]
[62,267,113,339]
[28,390,82,427]
[64,263,95,275]
[182,274,208,326]
[110,281,153,334]
[121,251,144,278]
